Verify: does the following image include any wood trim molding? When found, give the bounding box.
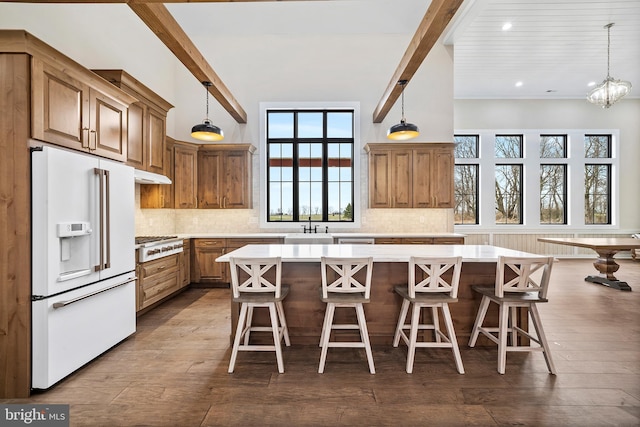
[128,2,248,123]
[372,0,464,123]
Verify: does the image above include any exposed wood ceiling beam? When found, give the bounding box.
[12,1,329,3]
[372,0,464,123]
[128,2,247,123]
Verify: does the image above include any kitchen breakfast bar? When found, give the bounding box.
[216,244,545,346]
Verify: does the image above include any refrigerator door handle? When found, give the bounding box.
[93,167,111,271]
[52,277,136,309]
[104,168,111,269]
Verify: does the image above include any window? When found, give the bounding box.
[540,164,567,224]
[494,135,522,224]
[584,134,612,225]
[540,135,567,224]
[454,135,479,224]
[266,109,354,223]
[495,164,522,224]
[453,130,618,229]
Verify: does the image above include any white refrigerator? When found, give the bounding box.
[31,146,136,389]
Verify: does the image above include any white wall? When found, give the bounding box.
[454,98,640,231]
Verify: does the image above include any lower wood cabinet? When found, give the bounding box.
[191,239,227,284]
[374,237,464,245]
[137,254,179,311]
[190,237,284,286]
[179,239,191,287]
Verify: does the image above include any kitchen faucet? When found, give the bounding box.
[302,217,321,233]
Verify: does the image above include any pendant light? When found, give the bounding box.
[587,23,632,108]
[191,81,224,141]
[387,80,419,141]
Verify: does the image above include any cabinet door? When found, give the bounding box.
[197,150,222,208]
[412,149,433,207]
[192,240,226,283]
[90,89,128,162]
[126,102,146,169]
[31,58,90,150]
[431,148,454,208]
[223,151,251,209]
[369,151,392,208]
[391,150,413,208]
[147,107,165,174]
[174,145,198,208]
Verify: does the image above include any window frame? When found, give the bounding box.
[259,102,362,230]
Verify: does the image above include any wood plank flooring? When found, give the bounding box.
[2,258,639,426]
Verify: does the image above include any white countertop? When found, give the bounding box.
[215,244,543,263]
[179,232,465,239]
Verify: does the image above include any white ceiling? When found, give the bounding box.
[166,0,640,101]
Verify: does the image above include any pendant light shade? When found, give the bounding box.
[191,81,224,141]
[388,80,419,141]
[587,23,632,108]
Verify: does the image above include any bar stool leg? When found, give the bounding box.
[318,303,336,374]
[393,299,410,347]
[269,303,285,374]
[229,303,249,373]
[469,296,490,347]
[442,303,464,374]
[355,303,375,374]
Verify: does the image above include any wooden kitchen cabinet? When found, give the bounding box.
[364,143,454,209]
[174,141,199,209]
[140,137,175,208]
[374,236,464,244]
[179,239,191,287]
[30,57,135,162]
[197,144,255,209]
[191,239,227,284]
[92,69,174,174]
[138,254,180,311]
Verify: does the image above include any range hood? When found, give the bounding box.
[134,169,172,185]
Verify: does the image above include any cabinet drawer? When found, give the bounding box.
[433,237,465,244]
[140,270,179,309]
[401,238,434,244]
[375,238,403,244]
[141,255,179,277]
[194,239,226,248]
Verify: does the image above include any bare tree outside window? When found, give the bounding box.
[454,165,478,224]
[495,164,522,224]
[454,135,479,225]
[540,165,566,224]
[584,135,611,225]
[585,164,611,224]
[585,135,610,158]
[454,135,478,158]
[540,135,566,158]
[495,135,522,158]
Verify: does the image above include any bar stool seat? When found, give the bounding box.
[228,257,290,374]
[393,256,465,374]
[318,256,375,374]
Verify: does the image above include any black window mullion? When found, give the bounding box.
[292,111,299,222]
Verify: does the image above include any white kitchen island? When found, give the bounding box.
[217,244,546,346]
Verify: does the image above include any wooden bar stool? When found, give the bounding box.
[393,256,465,374]
[318,256,375,374]
[228,257,290,374]
[468,256,556,375]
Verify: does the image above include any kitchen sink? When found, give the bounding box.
[284,233,334,244]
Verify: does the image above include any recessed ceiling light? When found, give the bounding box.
[502,23,512,31]
[515,81,523,87]
[587,81,596,87]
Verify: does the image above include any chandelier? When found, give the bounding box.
[586,23,632,108]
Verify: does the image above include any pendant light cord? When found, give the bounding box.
[606,23,612,78]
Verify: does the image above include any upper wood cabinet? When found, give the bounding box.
[364,143,454,209]
[174,141,199,209]
[140,137,175,209]
[197,144,255,209]
[92,69,174,174]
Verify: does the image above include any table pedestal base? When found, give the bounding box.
[585,275,632,291]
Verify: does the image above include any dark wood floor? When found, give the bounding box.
[3,259,640,426]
